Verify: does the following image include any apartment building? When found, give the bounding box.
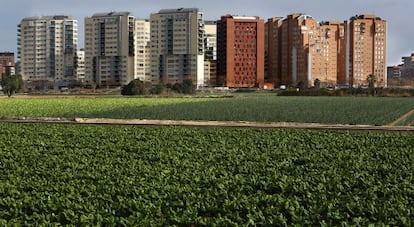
[346,15,387,87]
[204,21,217,86]
[265,17,283,86]
[84,12,135,87]
[75,49,85,81]
[265,13,385,88]
[150,8,205,87]
[313,21,346,87]
[17,16,78,83]
[217,15,265,88]
[0,52,15,79]
[134,19,151,82]
[400,53,414,79]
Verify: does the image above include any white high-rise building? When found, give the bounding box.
[134,19,151,82]
[204,21,217,86]
[76,49,85,81]
[84,12,135,87]
[150,8,205,87]
[18,16,78,83]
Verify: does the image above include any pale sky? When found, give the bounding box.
[0,0,412,65]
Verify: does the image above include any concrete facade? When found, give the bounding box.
[84,12,135,87]
[75,49,85,81]
[204,21,217,86]
[18,16,78,83]
[134,19,151,82]
[150,8,205,87]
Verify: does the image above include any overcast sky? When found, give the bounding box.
[0,0,412,65]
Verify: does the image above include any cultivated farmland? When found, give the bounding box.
[0,123,413,225]
[1,95,414,125]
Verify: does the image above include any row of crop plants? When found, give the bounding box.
[1,96,414,125]
[0,122,412,225]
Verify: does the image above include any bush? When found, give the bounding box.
[121,79,146,96]
[1,74,24,97]
[171,79,196,94]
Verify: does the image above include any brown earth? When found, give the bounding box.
[1,116,413,132]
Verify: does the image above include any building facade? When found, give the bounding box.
[265,13,386,88]
[134,19,151,82]
[400,53,414,79]
[17,16,78,84]
[276,14,344,88]
[150,8,205,87]
[346,15,387,87]
[75,49,85,81]
[217,15,265,88]
[265,17,283,87]
[84,12,135,87]
[204,21,217,87]
[0,52,15,79]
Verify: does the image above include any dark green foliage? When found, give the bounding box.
[0,123,413,225]
[150,84,164,95]
[367,74,376,89]
[182,79,196,94]
[1,74,23,97]
[171,79,196,94]
[121,79,146,96]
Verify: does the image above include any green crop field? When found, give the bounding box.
[1,95,414,125]
[0,122,413,225]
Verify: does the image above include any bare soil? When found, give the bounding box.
[1,116,413,132]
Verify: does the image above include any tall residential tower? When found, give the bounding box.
[346,15,387,87]
[217,15,265,88]
[18,16,78,83]
[150,8,205,87]
[84,12,135,87]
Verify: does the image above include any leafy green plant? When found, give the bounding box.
[0,123,413,225]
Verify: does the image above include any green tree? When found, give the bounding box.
[1,74,23,97]
[367,74,376,96]
[182,79,196,94]
[150,84,165,95]
[367,74,376,89]
[121,79,146,96]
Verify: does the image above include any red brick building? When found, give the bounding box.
[217,15,264,88]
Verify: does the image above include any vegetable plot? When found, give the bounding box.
[1,96,414,125]
[0,123,413,225]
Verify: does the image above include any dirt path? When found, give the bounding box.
[386,109,414,126]
[1,116,414,132]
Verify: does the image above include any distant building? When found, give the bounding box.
[265,17,283,87]
[346,15,387,87]
[84,12,135,87]
[134,19,151,82]
[400,53,414,79]
[274,14,345,88]
[387,65,402,79]
[217,15,265,88]
[0,52,15,79]
[204,21,217,86]
[150,8,205,87]
[264,13,386,88]
[17,16,78,83]
[75,49,85,81]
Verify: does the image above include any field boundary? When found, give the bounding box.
[386,109,414,126]
[1,116,414,132]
